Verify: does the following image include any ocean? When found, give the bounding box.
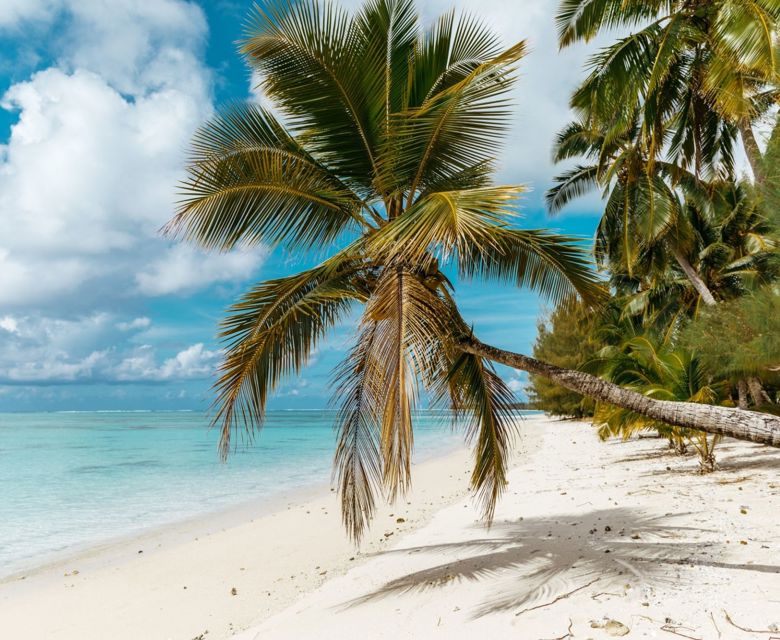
[0,410,537,576]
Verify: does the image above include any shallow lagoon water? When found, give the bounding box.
[0,410,541,575]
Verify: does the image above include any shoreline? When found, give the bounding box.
[5,413,776,640]
[1,434,466,585]
[0,410,476,585]
[0,414,544,639]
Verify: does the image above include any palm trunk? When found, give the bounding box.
[462,337,780,448]
[671,248,717,306]
[669,251,773,405]
[739,118,765,186]
[747,376,772,406]
[737,379,749,409]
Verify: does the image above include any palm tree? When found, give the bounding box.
[547,113,725,305]
[556,0,780,184]
[549,113,779,403]
[168,0,780,540]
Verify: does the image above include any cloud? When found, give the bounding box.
[0,316,19,333]
[0,63,209,306]
[136,245,265,296]
[0,0,262,311]
[60,0,208,95]
[0,312,220,384]
[116,317,151,331]
[113,343,220,382]
[0,0,54,28]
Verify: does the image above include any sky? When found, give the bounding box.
[0,0,606,412]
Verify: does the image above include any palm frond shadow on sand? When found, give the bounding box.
[341,507,779,618]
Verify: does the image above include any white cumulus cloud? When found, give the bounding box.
[136,245,265,297]
[113,343,221,382]
[116,317,151,332]
[0,0,262,311]
[0,312,220,384]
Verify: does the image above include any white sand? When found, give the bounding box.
[3,415,779,639]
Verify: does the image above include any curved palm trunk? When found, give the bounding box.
[671,247,717,306]
[462,337,780,448]
[739,118,765,186]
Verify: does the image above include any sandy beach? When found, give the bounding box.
[2,414,779,639]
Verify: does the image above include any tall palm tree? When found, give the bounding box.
[547,113,722,304]
[556,0,780,184]
[169,0,780,540]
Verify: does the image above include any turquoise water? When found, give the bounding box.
[0,410,523,576]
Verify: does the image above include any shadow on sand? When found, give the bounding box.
[342,507,779,618]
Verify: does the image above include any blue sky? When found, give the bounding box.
[0,0,603,412]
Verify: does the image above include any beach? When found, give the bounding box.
[2,414,779,639]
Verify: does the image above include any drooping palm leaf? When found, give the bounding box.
[213,253,366,457]
[446,351,518,522]
[170,103,368,251]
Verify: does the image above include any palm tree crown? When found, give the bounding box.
[166,0,601,540]
[556,0,780,180]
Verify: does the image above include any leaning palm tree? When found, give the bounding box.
[168,0,780,540]
[169,0,601,540]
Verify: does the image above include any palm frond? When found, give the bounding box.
[409,10,502,106]
[546,164,600,213]
[354,0,418,139]
[170,103,366,251]
[447,351,518,523]
[242,0,378,185]
[551,121,602,162]
[556,0,671,47]
[458,228,606,306]
[368,185,522,264]
[394,40,527,200]
[361,267,457,499]
[332,321,384,542]
[213,253,366,458]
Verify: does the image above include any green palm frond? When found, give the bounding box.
[354,0,419,141]
[556,0,670,47]
[213,253,366,457]
[394,40,527,200]
[712,0,779,74]
[571,25,663,122]
[368,185,522,263]
[546,164,600,213]
[170,103,367,251]
[242,0,378,185]
[409,10,502,107]
[458,228,606,305]
[552,121,602,162]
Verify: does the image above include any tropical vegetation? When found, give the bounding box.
[528,0,780,468]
